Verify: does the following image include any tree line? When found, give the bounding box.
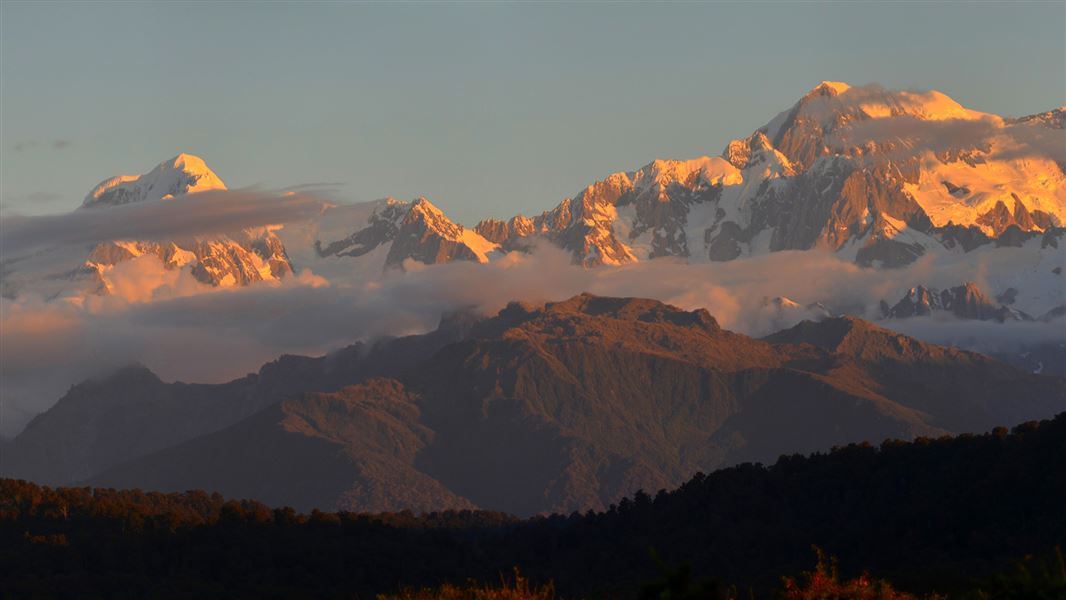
[2,414,1064,597]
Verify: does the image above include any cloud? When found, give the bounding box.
[283,182,348,191]
[882,316,1066,356]
[11,139,71,152]
[830,115,1001,158]
[0,188,328,259]
[2,240,1062,438]
[831,115,1066,166]
[1000,122,1066,165]
[805,83,1065,165]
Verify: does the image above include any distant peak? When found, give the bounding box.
[410,196,443,214]
[82,153,226,209]
[763,315,880,350]
[167,152,208,170]
[540,294,720,331]
[402,196,467,240]
[1010,106,1065,129]
[407,197,453,225]
[87,363,162,386]
[764,296,801,310]
[811,81,851,96]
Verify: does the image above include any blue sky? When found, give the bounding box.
[2,1,1063,224]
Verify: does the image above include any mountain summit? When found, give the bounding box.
[82,153,227,209]
[7,154,293,296]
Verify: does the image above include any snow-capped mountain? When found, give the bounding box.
[1009,106,1065,130]
[82,153,227,209]
[83,155,292,290]
[475,157,742,266]
[759,295,837,332]
[6,83,1064,318]
[2,154,293,299]
[465,82,1064,268]
[310,197,497,271]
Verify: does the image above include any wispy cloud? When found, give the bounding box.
[814,83,1066,164]
[0,188,328,259]
[11,139,72,152]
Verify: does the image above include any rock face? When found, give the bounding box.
[8,294,1064,515]
[882,282,1031,322]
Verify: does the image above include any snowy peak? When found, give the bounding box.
[635,157,742,191]
[808,80,852,98]
[312,198,410,260]
[29,153,295,295]
[385,197,497,269]
[791,82,985,125]
[723,131,794,175]
[404,197,464,239]
[758,83,991,167]
[167,152,213,172]
[1011,107,1066,129]
[82,153,227,209]
[311,196,497,270]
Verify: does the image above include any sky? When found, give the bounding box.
[2,1,1064,225]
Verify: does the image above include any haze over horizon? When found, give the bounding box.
[2,1,1064,224]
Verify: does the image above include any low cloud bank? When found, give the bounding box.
[2,241,1063,438]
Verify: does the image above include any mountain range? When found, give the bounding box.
[308,82,1064,281]
[4,294,1063,516]
[2,82,1063,321]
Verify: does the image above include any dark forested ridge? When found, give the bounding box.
[3,413,1064,598]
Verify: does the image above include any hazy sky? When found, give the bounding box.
[2,1,1063,224]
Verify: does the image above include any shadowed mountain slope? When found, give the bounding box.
[1,316,475,485]
[68,294,1066,515]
